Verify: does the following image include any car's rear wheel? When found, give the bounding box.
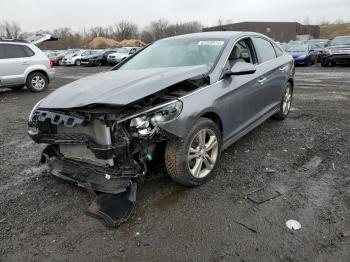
[26,72,48,92]
[75,59,81,66]
[273,82,293,120]
[95,60,102,66]
[165,118,221,186]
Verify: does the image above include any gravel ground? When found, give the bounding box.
[0,64,349,262]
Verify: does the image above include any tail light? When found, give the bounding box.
[49,59,53,68]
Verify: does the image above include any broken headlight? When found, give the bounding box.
[28,99,43,135]
[29,99,43,121]
[129,100,183,137]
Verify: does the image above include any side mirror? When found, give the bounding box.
[226,62,256,76]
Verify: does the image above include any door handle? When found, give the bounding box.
[279,66,286,71]
[257,77,267,84]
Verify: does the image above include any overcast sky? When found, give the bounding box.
[1,0,349,32]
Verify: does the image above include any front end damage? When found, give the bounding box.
[27,76,206,225]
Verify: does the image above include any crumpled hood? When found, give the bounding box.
[39,65,208,109]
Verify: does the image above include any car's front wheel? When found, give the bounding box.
[165,118,221,186]
[75,59,81,66]
[26,72,48,92]
[273,82,293,120]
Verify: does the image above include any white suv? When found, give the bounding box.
[0,35,56,92]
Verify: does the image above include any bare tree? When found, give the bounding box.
[0,20,21,38]
[335,18,344,24]
[112,21,138,41]
[217,18,223,26]
[303,16,311,25]
[149,19,169,40]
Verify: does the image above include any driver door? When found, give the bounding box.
[220,38,263,142]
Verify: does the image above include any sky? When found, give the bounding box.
[0,0,349,32]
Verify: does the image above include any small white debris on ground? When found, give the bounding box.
[286,219,301,230]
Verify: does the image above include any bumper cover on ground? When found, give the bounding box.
[88,183,137,227]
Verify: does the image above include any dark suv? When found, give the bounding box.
[321,36,350,66]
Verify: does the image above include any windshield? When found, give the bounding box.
[118,38,226,71]
[65,50,80,56]
[310,41,327,48]
[82,50,101,56]
[118,48,130,54]
[286,44,309,52]
[330,37,350,46]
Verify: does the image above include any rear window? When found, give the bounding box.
[252,37,277,63]
[0,44,35,59]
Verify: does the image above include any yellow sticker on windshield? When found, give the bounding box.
[198,41,224,46]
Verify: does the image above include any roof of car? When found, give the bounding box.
[164,31,259,40]
[0,38,29,44]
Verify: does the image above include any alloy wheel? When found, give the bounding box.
[31,76,46,90]
[187,129,219,178]
[282,86,292,115]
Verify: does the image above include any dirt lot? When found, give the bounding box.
[0,65,349,262]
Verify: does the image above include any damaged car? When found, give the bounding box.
[28,32,294,226]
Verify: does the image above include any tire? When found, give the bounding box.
[273,82,293,120]
[95,60,102,66]
[165,117,222,187]
[306,58,311,66]
[26,72,48,92]
[10,85,25,91]
[321,59,328,67]
[75,59,81,66]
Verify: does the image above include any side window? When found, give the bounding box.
[273,43,284,57]
[0,44,34,59]
[252,37,277,63]
[228,38,256,67]
[21,46,35,57]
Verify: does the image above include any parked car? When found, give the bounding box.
[81,50,114,66]
[321,36,350,67]
[107,47,138,64]
[307,39,330,62]
[28,32,294,225]
[47,51,65,66]
[61,49,84,66]
[285,44,317,65]
[101,49,119,65]
[0,36,56,92]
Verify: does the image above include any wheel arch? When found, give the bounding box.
[26,69,50,83]
[200,112,223,136]
[288,78,294,91]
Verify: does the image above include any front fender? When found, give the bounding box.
[159,81,226,139]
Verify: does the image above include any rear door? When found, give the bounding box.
[251,37,283,115]
[0,43,35,86]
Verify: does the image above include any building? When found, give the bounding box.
[203,22,320,42]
